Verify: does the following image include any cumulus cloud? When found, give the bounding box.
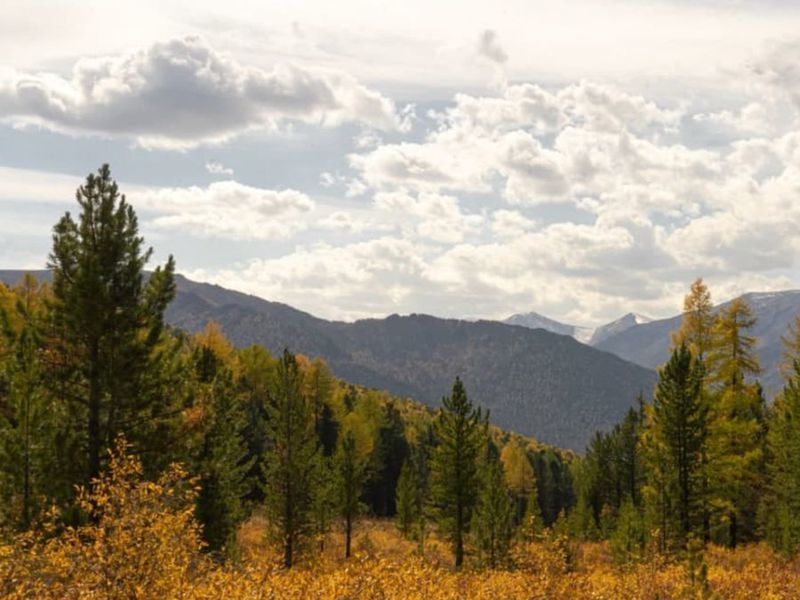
[374,191,484,243]
[0,36,408,148]
[134,180,314,239]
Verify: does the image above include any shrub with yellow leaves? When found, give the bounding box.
[3,440,800,599]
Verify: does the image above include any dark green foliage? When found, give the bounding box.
[430,377,486,568]
[472,442,514,568]
[47,164,176,485]
[647,344,708,550]
[196,370,252,555]
[334,430,369,558]
[362,401,408,517]
[395,459,418,538]
[761,361,800,556]
[262,350,319,568]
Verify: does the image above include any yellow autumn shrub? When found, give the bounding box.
[2,441,800,599]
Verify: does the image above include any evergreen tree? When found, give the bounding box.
[645,343,707,550]
[473,442,514,568]
[310,456,336,553]
[334,429,369,558]
[430,377,486,568]
[195,369,252,556]
[395,459,418,538]
[262,350,319,568]
[47,164,176,485]
[706,299,764,547]
[673,279,714,541]
[363,401,408,517]
[0,276,58,529]
[761,341,800,556]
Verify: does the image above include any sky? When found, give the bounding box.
[3,0,800,325]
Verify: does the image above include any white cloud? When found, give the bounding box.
[0,35,408,149]
[205,161,234,176]
[134,180,314,240]
[374,191,484,243]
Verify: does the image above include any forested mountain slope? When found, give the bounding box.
[0,270,656,450]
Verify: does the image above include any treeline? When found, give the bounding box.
[571,278,800,560]
[0,164,574,569]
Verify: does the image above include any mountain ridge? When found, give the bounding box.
[0,269,656,451]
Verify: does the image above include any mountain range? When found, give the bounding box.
[507,291,800,398]
[503,311,652,346]
[6,268,797,450]
[0,270,654,452]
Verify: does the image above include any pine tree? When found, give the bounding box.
[645,343,707,550]
[430,377,486,568]
[706,298,764,547]
[673,278,714,541]
[334,429,369,559]
[195,369,252,556]
[47,164,176,485]
[262,350,319,568]
[395,459,418,538]
[473,442,514,568]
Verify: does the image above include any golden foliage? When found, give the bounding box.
[3,442,799,599]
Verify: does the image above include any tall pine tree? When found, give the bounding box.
[262,350,319,568]
[47,164,176,485]
[644,343,707,550]
[430,377,485,568]
[473,441,514,568]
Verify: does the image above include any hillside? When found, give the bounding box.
[0,270,656,451]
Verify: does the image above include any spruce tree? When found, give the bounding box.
[646,343,707,550]
[47,164,176,485]
[430,377,485,568]
[196,369,252,556]
[334,429,369,559]
[473,442,514,568]
[262,350,319,568]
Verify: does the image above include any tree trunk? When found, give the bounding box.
[345,512,352,559]
[88,342,102,485]
[284,534,293,568]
